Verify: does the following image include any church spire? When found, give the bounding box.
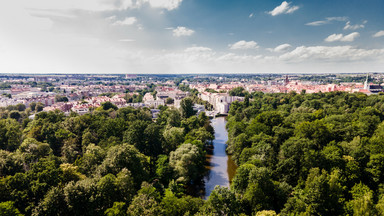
[364,73,369,90]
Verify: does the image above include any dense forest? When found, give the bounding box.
[3,91,384,215]
[226,91,384,215]
[0,98,216,216]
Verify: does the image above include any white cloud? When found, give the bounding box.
[14,0,136,11]
[216,53,262,62]
[185,47,212,52]
[173,26,195,37]
[306,21,328,26]
[306,16,348,26]
[327,17,348,22]
[344,21,367,30]
[143,0,183,10]
[271,43,292,52]
[280,45,384,62]
[268,1,300,16]
[372,30,384,37]
[373,30,384,38]
[325,32,360,42]
[13,0,183,12]
[249,13,254,18]
[229,40,259,50]
[112,17,137,26]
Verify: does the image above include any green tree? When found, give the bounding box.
[229,87,246,97]
[156,155,174,185]
[54,95,69,103]
[0,201,23,216]
[180,98,196,118]
[166,97,174,105]
[127,182,161,216]
[16,104,26,112]
[97,143,148,187]
[32,186,68,216]
[199,186,242,216]
[35,103,44,112]
[100,101,118,111]
[346,183,376,216]
[29,102,37,111]
[169,143,205,183]
[105,202,126,216]
[163,127,184,153]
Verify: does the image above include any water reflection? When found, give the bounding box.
[204,117,238,198]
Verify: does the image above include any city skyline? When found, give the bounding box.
[1,0,384,74]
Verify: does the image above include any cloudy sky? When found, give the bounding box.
[1,0,384,74]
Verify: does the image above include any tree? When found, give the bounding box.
[55,95,69,103]
[0,150,23,177]
[115,168,136,202]
[16,104,26,112]
[255,210,277,216]
[282,168,345,215]
[229,87,246,97]
[127,182,161,216]
[143,124,163,158]
[29,102,37,111]
[32,186,68,216]
[123,120,148,152]
[0,119,22,151]
[35,103,44,112]
[169,143,205,183]
[346,183,376,216]
[79,144,106,174]
[105,202,126,216]
[160,189,203,216]
[180,98,196,118]
[156,155,174,185]
[0,201,23,216]
[100,101,118,111]
[97,143,149,187]
[163,127,184,153]
[18,138,52,166]
[243,167,277,213]
[63,178,98,216]
[166,98,174,105]
[199,186,242,216]
[366,154,384,184]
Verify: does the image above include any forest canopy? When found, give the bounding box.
[226,91,384,215]
[2,91,384,215]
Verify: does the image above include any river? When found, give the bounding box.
[204,117,237,198]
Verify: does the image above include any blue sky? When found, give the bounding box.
[0,0,383,73]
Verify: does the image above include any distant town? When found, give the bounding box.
[0,73,383,118]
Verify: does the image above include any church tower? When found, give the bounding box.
[285,75,289,85]
[364,73,369,90]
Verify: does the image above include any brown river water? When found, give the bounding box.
[204,117,238,198]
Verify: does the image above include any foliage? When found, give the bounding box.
[180,97,196,118]
[3,90,384,215]
[0,103,213,215]
[226,91,384,215]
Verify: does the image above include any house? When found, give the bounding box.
[144,99,165,108]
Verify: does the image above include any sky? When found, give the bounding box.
[0,0,384,74]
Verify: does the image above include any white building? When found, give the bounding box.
[216,102,230,114]
[144,99,165,108]
[72,105,90,115]
[199,92,244,114]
